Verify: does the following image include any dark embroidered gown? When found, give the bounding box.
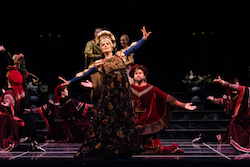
[75,56,140,159]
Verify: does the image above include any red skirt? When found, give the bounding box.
[0,115,20,149]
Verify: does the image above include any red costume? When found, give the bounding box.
[0,70,25,151]
[213,83,250,153]
[37,84,91,143]
[130,83,184,154]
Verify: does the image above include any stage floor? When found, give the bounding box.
[1,139,250,167]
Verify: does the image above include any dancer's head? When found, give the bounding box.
[54,84,68,98]
[94,27,102,39]
[12,53,24,64]
[50,84,69,104]
[96,30,116,54]
[229,77,239,85]
[120,34,129,48]
[8,70,25,101]
[129,64,148,84]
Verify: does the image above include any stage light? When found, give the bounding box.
[40,35,43,38]
[49,34,52,37]
[202,32,205,35]
[193,33,195,36]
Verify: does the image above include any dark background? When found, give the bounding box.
[1,0,250,94]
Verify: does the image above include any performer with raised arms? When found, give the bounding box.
[60,26,151,158]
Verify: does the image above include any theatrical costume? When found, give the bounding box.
[72,31,146,159]
[0,70,25,151]
[12,53,39,91]
[84,39,102,69]
[212,82,250,153]
[1,50,38,87]
[130,83,184,154]
[37,84,91,143]
[1,48,39,141]
[84,39,102,107]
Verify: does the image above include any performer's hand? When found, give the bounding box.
[88,104,94,109]
[32,78,39,83]
[1,101,10,107]
[184,102,197,110]
[2,89,5,94]
[207,96,214,101]
[0,45,5,51]
[141,26,152,40]
[23,108,31,114]
[58,76,70,86]
[81,80,93,88]
[213,76,226,86]
[24,108,38,114]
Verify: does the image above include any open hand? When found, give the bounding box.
[141,26,152,40]
[185,102,197,111]
[207,96,214,101]
[0,45,5,51]
[213,76,226,86]
[58,76,70,86]
[81,80,93,88]
[1,101,10,107]
[24,108,38,114]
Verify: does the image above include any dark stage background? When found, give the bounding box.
[1,0,250,95]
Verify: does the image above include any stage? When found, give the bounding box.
[1,139,250,167]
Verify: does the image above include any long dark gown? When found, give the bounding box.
[75,55,141,159]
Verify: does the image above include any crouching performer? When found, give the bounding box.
[129,64,197,154]
[207,76,250,153]
[29,84,92,143]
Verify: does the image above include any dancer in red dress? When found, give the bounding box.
[0,70,25,151]
[207,76,250,153]
[129,64,197,154]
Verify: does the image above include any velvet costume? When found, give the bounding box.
[130,83,184,154]
[73,38,145,159]
[213,83,250,153]
[2,49,39,141]
[37,97,91,143]
[0,89,24,151]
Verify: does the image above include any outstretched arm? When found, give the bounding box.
[213,76,245,93]
[69,67,97,83]
[59,66,97,85]
[175,100,197,110]
[0,45,15,66]
[124,26,152,56]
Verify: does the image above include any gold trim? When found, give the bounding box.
[135,108,147,113]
